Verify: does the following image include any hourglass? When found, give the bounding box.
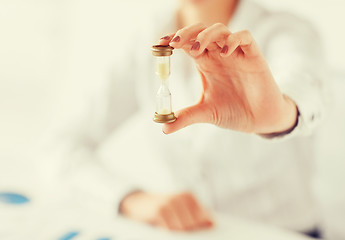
[151,45,176,123]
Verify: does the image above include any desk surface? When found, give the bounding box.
[0,191,313,240]
[0,158,313,240]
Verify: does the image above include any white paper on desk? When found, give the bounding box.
[0,182,313,240]
[1,198,313,240]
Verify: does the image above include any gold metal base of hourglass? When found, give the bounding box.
[153,112,176,123]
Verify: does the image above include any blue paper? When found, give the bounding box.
[0,192,30,204]
[58,231,79,240]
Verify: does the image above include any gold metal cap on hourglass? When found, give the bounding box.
[151,45,174,56]
[153,112,176,123]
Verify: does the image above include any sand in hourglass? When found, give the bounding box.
[157,62,169,80]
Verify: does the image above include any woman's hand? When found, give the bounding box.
[158,23,298,135]
[120,191,213,231]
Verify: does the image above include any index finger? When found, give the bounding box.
[158,33,176,45]
[169,23,207,49]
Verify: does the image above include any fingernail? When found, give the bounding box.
[162,129,167,135]
[171,36,180,42]
[160,35,170,40]
[221,45,228,54]
[191,41,200,51]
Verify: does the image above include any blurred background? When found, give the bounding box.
[0,0,344,239]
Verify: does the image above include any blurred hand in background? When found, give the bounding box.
[120,191,213,231]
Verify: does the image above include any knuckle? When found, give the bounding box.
[178,22,206,37]
[213,22,225,29]
[179,108,194,128]
[214,22,230,34]
[196,22,207,28]
[176,28,191,37]
[228,33,240,43]
[226,33,234,41]
[241,30,251,37]
[175,29,185,37]
[197,31,209,41]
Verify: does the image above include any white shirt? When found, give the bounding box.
[40,0,326,233]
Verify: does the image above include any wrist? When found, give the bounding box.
[280,95,299,131]
[259,95,299,138]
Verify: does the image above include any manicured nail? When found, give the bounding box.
[191,41,200,51]
[171,36,180,42]
[160,35,170,40]
[221,45,228,54]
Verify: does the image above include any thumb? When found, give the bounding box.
[162,103,210,134]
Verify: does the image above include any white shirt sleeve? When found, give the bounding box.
[37,52,140,215]
[260,13,328,139]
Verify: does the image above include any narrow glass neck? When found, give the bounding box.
[157,82,170,94]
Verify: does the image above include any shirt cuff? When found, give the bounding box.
[259,107,300,139]
[259,73,323,140]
